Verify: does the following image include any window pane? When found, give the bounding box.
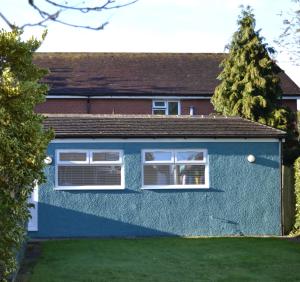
[168,102,179,115]
[176,165,205,185]
[92,152,119,162]
[145,151,172,162]
[144,165,174,185]
[153,101,166,107]
[59,152,87,162]
[153,109,166,115]
[58,165,121,186]
[176,151,204,162]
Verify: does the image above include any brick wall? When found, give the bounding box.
[90,99,152,114]
[281,99,297,112]
[36,98,298,115]
[181,99,214,115]
[35,99,87,113]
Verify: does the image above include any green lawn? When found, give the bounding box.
[24,237,300,282]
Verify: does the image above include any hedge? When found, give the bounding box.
[293,157,300,234]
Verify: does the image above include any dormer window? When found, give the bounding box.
[152,100,180,115]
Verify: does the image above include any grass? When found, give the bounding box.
[23,237,300,282]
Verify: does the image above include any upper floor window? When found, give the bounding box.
[55,150,124,190]
[152,100,180,115]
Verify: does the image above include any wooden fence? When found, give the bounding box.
[282,165,295,235]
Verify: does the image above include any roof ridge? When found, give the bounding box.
[43,114,286,139]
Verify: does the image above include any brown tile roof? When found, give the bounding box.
[43,114,286,138]
[34,53,300,97]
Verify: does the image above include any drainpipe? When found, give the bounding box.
[87,96,91,114]
[189,106,195,116]
[280,138,284,236]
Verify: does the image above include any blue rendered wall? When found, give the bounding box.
[29,140,281,238]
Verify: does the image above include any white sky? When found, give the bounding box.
[0,0,299,107]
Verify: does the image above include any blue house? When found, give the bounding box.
[28,114,285,238]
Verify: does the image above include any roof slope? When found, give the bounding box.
[34,53,300,97]
[43,114,286,138]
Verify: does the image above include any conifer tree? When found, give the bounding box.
[212,6,291,132]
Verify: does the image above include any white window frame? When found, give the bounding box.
[152,100,181,115]
[141,149,209,189]
[55,149,125,190]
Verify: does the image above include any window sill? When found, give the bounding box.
[28,228,38,232]
[141,186,210,190]
[54,186,125,191]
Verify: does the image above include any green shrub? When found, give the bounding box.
[0,29,53,281]
[293,157,300,234]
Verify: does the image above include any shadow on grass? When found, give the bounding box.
[16,242,41,282]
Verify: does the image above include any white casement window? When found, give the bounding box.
[152,100,180,115]
[142,149,209,189]
[55,150,124,190]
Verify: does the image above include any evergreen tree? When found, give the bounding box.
[212,6,291,132]
[0,29,53,281]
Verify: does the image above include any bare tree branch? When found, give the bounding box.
[20,11,60,29]
[275,0,300,65]
[44,0,137,13]
[0,0,137,31]
[21,16,109,31]
[0,12,16,29]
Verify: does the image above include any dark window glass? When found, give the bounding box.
[168,102,179,115]
[144,165,174,185]
[154,101,166,107]
[60,152,87,162]
[143,164,205,186]
[92,152,119,162]
[153,109,166,115]
[58,165,121,186]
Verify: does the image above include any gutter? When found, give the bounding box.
[46,95,212,100]
[45,95,300,100]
